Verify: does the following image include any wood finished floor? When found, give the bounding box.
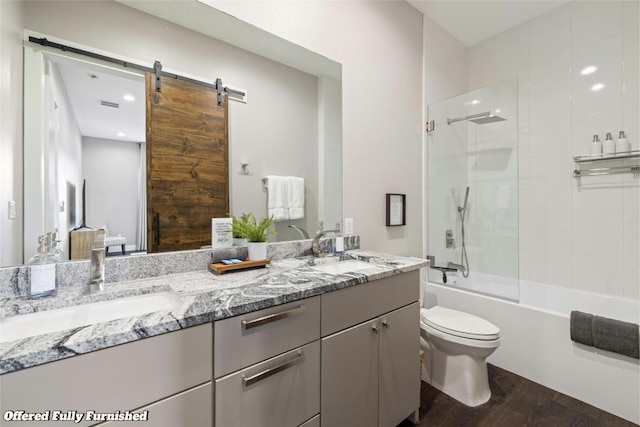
[398,364,638,427]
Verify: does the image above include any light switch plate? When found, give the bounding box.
[344,218,354,235]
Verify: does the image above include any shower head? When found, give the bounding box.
[469,115,506,124]
[447,111,506,125]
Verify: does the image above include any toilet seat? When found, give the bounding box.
[421,306,500,341]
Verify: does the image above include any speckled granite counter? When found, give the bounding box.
[0,249,427,374]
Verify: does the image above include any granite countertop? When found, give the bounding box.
[0,250,427,374]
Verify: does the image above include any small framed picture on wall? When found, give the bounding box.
[386,193,406,226]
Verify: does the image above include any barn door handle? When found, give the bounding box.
[154,212,160,246]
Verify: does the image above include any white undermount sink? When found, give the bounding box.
[310,260,375,275]
[0,291,180,344]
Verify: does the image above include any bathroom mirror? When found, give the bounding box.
[16,0,342,264]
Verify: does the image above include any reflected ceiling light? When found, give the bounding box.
[581,65,597,75]
[123,94,135,102]
[590,83,605,92]
[495,109,502,113]
[117,132,126,137]
[463,99,481,106]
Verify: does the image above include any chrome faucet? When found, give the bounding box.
[312,229,338,257]
[87,232,106,293]
[288,225,310,239]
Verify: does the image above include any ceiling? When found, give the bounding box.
[408,0,570,47]
[56,60,146,143]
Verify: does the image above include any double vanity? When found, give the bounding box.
[0,241,427,427]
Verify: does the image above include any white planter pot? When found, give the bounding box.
[247,242,267,261]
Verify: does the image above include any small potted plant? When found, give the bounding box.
[231,213,276,260]
[231,213,250,247]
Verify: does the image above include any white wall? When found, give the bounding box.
[425,0,639,301]
[0,1,24,267]
[22,0,321,246]
[82,137,140,251]
[465,0,639,300]
[46,61,83,259]
[207,1,425,256]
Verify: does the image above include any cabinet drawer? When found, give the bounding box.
[321,271,419,336]
[0,324,212,427]
[214,296,320,377]
[215,340,320,427]
[99,382,211,427]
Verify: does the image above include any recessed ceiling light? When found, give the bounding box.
[495,109,501,113]
[581,65,597,75]
[590,83,605,92]
[123,94,135,102]
[117,132,126,137]
[471,99,480,105]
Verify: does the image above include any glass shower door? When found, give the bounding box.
[426,77,519,301]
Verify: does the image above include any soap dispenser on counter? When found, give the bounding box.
[28,234,58,298]
[48,231,64,262]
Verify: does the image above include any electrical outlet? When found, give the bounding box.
[8,201,16,220]
[344,218,354,235]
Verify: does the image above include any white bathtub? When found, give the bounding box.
[423,269,640,424]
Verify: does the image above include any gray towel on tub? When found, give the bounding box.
[592,315,640,359]
[570,311,594,346]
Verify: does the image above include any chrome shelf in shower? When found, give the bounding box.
[573,150,640,177]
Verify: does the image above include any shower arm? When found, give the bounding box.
[447,111,491,125]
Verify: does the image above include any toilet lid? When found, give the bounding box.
[421,306,500,340]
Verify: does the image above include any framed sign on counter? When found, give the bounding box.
[386,193,406,226]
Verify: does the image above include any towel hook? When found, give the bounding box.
[238,162,252,176]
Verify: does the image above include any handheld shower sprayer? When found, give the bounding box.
[458,186,470,212]
[458,186,470,278]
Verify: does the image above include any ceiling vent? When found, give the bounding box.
[100,100,120,109]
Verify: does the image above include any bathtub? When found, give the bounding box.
[422,269,640,424]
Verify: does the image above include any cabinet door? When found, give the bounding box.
[378,302,420,427]
[321,319,379,427]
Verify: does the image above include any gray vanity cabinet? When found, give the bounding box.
[213,297,322,427]
[0,324,212,427]
[320,271,420,427]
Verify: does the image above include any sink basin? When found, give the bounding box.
[0,291,180,344]
[310,260,375,275]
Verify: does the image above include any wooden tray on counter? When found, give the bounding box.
[208,259,270,275]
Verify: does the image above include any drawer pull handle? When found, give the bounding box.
[242,351,305,387]
[241,305,305,330]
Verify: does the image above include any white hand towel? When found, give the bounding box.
[266,175,289,221]
[287,176,305,220]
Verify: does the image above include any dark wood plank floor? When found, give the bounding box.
[399,364,638,427]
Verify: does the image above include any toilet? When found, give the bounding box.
[419,305,500,407]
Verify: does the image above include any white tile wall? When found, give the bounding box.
[462,1,639,298]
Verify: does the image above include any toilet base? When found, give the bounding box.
[420,334,494,407]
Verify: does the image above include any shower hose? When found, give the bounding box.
[459,208,470,278]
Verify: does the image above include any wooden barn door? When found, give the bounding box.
[146,74,229,253]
